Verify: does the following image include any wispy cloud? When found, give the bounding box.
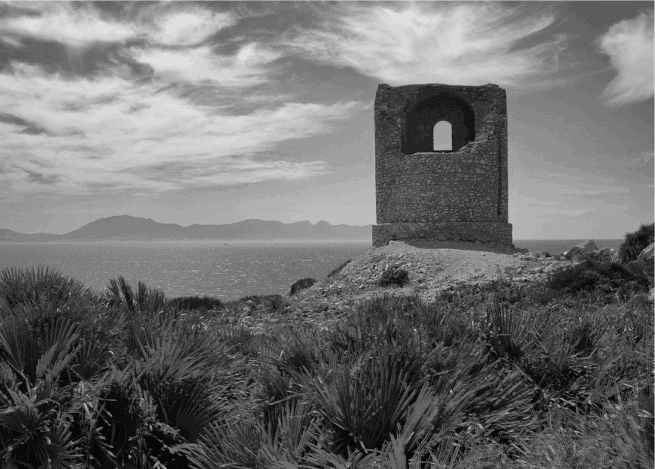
[131,43,281,87]
[139,6,236,46]
[0,63,359,196]
[285,3,565,86]
[0,3,360,196]
[598,11,654,106]
[0,2,237,48]
[0,3,137,47]
[1,3,280,88]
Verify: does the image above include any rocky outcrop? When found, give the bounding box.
[289,278,316,296]
[562,240,599,261]
[593,247,616,263]
[559,241,622,264]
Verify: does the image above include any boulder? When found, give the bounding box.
[587,247,615,263]
[562,246,584,261]
[289,277,316,296]
[580,240,599,253]
[637,242,654,263]
[562,240,599,261]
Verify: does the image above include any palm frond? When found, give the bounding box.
[0,265,93,311]
[308,352,417,455]
[0,385,83,468]
[0,306,80,387]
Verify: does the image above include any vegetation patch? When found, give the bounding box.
[619,223,654,263]
[0,233,652,467]
[548,259,652,296]
[377,265,410,287]
[168,295,223,311]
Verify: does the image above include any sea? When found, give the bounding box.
[0,239,622,300]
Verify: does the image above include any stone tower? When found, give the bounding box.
[372,83,512,248]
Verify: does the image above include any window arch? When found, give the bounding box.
[433,121,452,151]
[402,94,475,153]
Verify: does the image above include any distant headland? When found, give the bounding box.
[0,215,371,242]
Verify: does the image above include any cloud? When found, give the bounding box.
[0,4,350,196]
[0,3,278,89]
[0,3,236,48]
[131,43,281,86]
[135,158,329,188]
[142,6,237,46]
[0,63,360,196]
[598,11,654,106]
[0,3,137,47]
[285,3,565,86]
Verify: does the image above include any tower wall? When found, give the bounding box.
[373,83,512,248]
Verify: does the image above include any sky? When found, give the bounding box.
[0,1,653,239]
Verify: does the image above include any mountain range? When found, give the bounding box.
[0,215,371,241]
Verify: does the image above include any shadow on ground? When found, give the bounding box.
[401,239,515,254]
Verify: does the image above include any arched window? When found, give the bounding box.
[433,121,452,151]
[402,94,475,154]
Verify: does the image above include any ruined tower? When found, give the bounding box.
[372,83,513,248]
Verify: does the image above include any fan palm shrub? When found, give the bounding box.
[254,328,321,434]
[193,416,265,468]
[325,296,425,366]
[483,301,532,361]
[89,370,149,467]
[0,267,121,377]
[88,321,236,468]
[258,401,320,468]
[0,385,83,468]
[106,276,166,315]
[91,368,204,469]
[307,351,420,456]
[0,302,87,468]
[0,265,95,310]
[0,303,80,390]
[133,332,227,441]
[423,339,540,450]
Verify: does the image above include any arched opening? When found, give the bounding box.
[402,93,475,154]
[433,121,452,151]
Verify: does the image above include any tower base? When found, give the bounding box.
[372,222,513,249]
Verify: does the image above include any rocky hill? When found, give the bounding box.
[226,241,572,332]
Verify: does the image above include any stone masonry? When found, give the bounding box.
[372,83,513,248]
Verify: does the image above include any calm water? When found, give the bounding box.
[0,238,622,299]
[0,241,370,300]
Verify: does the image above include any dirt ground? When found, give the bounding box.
[227,241,572,333]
